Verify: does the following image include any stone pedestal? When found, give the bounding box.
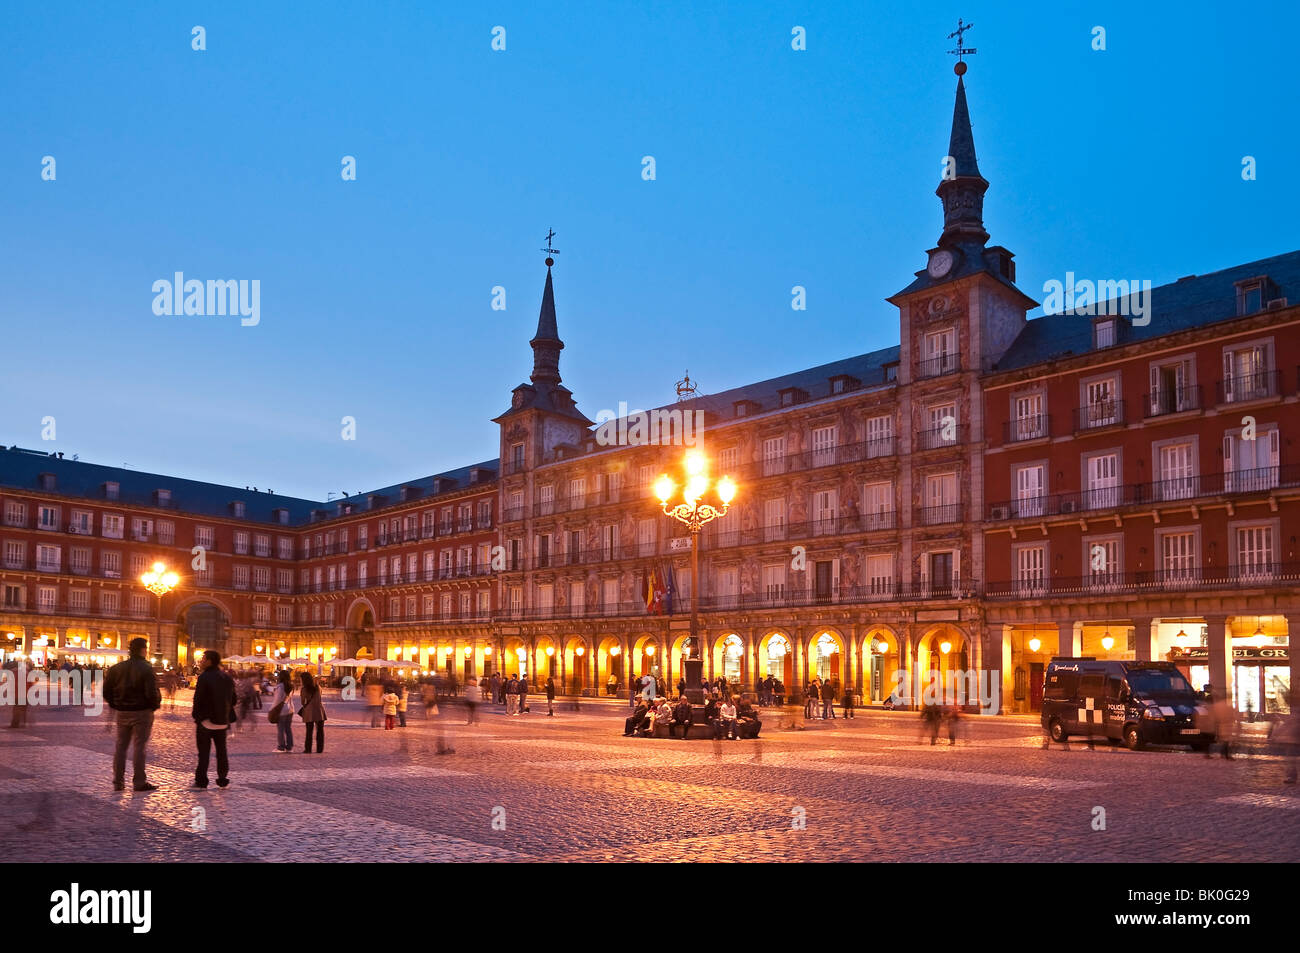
[683,658,704,703]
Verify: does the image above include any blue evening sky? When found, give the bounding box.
[3,0,1296,500]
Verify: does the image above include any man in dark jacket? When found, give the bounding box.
[191,650,238,789]
[103,637,162,792]
[737,697,762,738]
[624,700,649,736]
[671,695,693,739]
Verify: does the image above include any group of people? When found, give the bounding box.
[623,693,762,740]
[801,677,855,720]
[99,638,330,792]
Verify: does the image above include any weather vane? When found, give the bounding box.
[947,18,976,75]
[541,228,560,264]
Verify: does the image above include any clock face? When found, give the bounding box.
[928,250,954,278]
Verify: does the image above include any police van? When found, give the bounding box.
[1041,658,1212,750]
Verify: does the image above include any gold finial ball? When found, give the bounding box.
[954,60,967,76]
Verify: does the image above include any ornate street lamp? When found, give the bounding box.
[140,561,179,667]
[655,449,737,702]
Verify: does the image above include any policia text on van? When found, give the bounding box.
[1041,659,1213,750]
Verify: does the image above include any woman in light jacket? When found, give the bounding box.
[297,671,327,753]
[272,669,296,753]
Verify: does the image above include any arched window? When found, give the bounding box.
[722,634,744,682]
[766,635,789,676]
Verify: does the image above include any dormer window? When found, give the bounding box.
[153,489,171,507]
[1094,319,1116,349]
[829,374,861,396]
[38,472,56,491]
[230,501,246,518]
[103,481,120,500]
[777,387,808,407]
[1234,277,1277,316]
[273,507,289,525]
[733,399,760,418]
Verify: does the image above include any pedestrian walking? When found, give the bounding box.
[464,676,479,724]
[505,674,519,715]
[821,679,836,719]
[1271,689,1299,784]
[518,674,529,714]
[190,650,237,789]
[545,676,556,716]
[364,678,384,728]
[270,669,296,753]
[103,638,162,791]
[297,671,327,753]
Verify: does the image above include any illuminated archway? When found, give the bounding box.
[758,631,794,689]
[861,626,900,703]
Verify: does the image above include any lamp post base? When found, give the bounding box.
[683,657,704,704]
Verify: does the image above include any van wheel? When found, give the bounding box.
[1048,718,1067,743]
[1123,724,1142,750]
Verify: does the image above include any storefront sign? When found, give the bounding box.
[1169,646,1288,661]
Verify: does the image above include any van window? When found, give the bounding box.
[1106,676,1123,698]
[1127,670,1192,695]
[1044,671,1078,700]
[1078,674,1105,698]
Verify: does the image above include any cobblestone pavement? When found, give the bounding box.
[1,693,1296,862]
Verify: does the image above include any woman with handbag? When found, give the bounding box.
[297,671,327,754]
[270,670,296,753]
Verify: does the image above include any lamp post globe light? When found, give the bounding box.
[139,561,179,667]
[654,449,737,703]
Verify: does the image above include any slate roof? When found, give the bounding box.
[0,445,498,527]
[993,249,1300,372]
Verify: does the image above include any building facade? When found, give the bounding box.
[2,66,1295,713]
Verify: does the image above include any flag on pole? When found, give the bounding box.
[644,566,658,613]
[661,562,675,615]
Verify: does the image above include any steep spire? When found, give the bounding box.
[935,71,989,249]
[529,258,563,386]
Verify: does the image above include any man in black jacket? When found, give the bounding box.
[103,638,162,792]
[670,695,693,739]
[191,650,238,789]
[623,700,649,736]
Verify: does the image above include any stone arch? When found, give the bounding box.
[861,624,902,704]
[175,597,234,666]
[757,629,795,690]
[806,627,846,685]
[595,634,626,695]
[916,623,972,696]
[562,634,591,694]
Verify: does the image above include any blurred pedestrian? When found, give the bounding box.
[1270,689,1299,784]
[545,676,556,716]
[364,677,384,728]
[517,674,529,714]
[463,676,479,724]
[396,683,408,728]
[103,638,162,791]
[841,685,856,719]
[191,650,237,789]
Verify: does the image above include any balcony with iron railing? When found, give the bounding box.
[1074,398,1126,433]
[987,464,1295,521]
[986,562,1300,600]
[1002,414,1051,444]
[916,423,967,451]
[1144,384,1202,418]
[919,502,962,525]
[916,352,961,380]
[1217,369,1281,404]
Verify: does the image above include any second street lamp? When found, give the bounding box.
[140,561,179,668]
[655,449,737,702]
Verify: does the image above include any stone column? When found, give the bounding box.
[21,625,35,656]
[1287,615,1297,707]
[1066,621,1084,657]
[1205,615,1233,709]
[1131,617,1155,661]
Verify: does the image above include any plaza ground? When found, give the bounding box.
[1,693,1296,862]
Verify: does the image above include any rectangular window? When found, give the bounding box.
[1157,442,1196,500]
[1086,538,1122,590]
[1085,453,1119,509]
[69,510,93,535]
[569,581,584,617]
[70,547,90,574]
[718,447,740,474]
[101,550,121,577]
[234,531,249,554]
[38,505,60,531]
[812,489,837,534]
[602,525,618,561]
[922,328,957,376]
[1094,320,1115,349]
[866,554,893,598]
[36,544,61,572]
[1160,531,1197,586]
[157,520,175,545]
[863,482,893,530]
[278,537,293,560]
[763,498,786,541]
[1014,464,1045,517]
[1222,343,1274,402]
[3,501,27,527]
[1082,378,1118,428]
[100,590,119,614]
[866,415,893,457]
[1016,545,1046,594]
[923,473,958,524]
[1235,525,1274,579]
[601,579,617,610]
[1013,393,1045,441]
[811,426,838,466]
[568,478,587,508]
[636,519,655,556]
[3,541,24,569]
[761,564,787,603]
[233,565,250,590]
[1224,427,1279,492]
[194,526,214,549]
[762,436,787,476]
